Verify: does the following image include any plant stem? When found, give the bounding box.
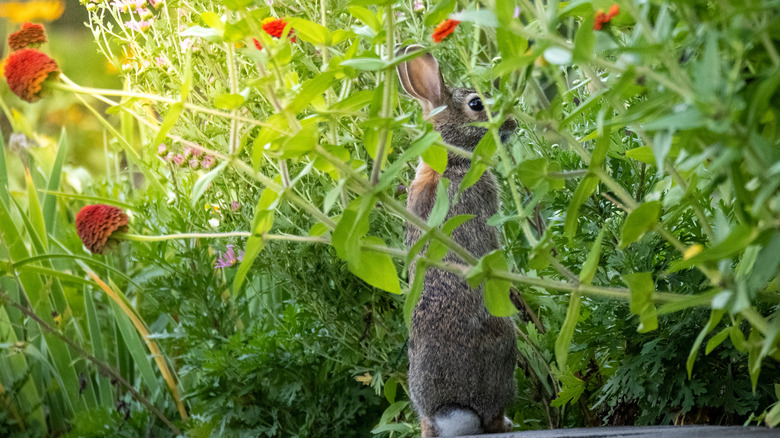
[370,3,395,186]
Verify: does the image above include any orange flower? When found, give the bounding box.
[8,23,47,51]
[252,38,262,50]
[0,1,64,23]
[262,17,296,42]
[594,4,619,31]
[4,48,59,102]
[432,19,460,43]
[75,205,129,254]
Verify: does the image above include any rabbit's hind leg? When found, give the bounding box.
[483,414,513,433]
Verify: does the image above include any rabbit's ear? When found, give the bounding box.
[396,46,446,111]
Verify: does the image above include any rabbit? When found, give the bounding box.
[396,45,519,437]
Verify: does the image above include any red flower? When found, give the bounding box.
[8,22,47,51]
[3,48,59,102]
[252,38,262,50]
[75,204,129,254]
[594,4,619,31]
[262,17,296,42]
[432,19,460,43]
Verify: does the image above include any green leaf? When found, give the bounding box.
[213,93,245,110]
[421,144,447,174]
[384,376,398,404]
[330,90,374,113]
[460,133,496,191]
[466,251,517,317]
[425,0,457,26]
[84,287,114,408]
[705,327,731,355]
[404,262,427,326]
[620,201,661,248]
[642,106,704,131]
[551,373,586,407]
[340,57,388,71]
[0,132,8,206]
[350,236,401,294]
[191,161,228,208]
[110,300,163,397]
[43,129,67,234]
[152,102,184,149]
[24,169,47,250]
[233,189,279,295]
[572,14,595,64]
[686,309,724,378]
[427,178,450,228]
[555,291,581,371]
[287,18,331,45]
[308,222,329,236]
[288,71,336,114]
[625,272,658,333]
[564,175,598,242]
[348,6,381,32]
[200,11,224,31]
[579,229,605,285]
[625,146,655,165]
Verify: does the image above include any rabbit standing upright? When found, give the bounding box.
[396,45,518,437]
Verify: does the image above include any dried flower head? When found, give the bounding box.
[75,204,129,254]
[262,17,296,42]
[432,19,460,43]
[215,245,244,268]
[594,4,619,30]
[4,48,59,103]
[8,23,47,51]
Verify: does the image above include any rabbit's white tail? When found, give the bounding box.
[433,407,481,437]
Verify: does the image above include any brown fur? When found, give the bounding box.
[398,46,518,437]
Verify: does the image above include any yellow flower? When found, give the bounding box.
[0,1,65,23]
[683,244,703,260]
[355,372,372,385]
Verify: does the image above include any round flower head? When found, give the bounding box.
[4,48,59,102]
[75,204,129,254]
[200,154,215,169]
[262,17,296,42]
[189,158,200,170]
[8,23,47,51]
[173,154,186,166]
[157,143,167,156]
[432,19,460,43]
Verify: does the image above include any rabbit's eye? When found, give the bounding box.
[468,98,484,112]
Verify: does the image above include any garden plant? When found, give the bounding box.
[0,0,779,436]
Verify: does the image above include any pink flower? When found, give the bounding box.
[189,158,200,170]
[124,20,151,32]
[173,154,186,166]
[413,2,424,11]
[187,145,204,158]
[200,154,215,169]
[180,37,194,51]
[231,201,240,211]
[157,143,167,156]
[215,245,244,268]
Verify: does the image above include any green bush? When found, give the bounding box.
[0,0,779,436]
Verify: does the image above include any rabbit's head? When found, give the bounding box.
[396,45,517,156]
